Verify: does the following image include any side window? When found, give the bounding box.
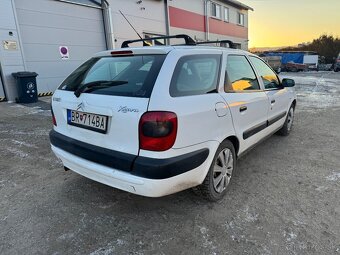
[170,55,221,97]
[249,56,281,89]
[225,55,260,92]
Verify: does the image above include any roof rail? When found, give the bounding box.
[196,40,236,49]
[121,34,196,48]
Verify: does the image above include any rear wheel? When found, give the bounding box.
[196,140,236,202]
[277,105,295,136]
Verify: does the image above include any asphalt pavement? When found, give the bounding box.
[0,71,339,255]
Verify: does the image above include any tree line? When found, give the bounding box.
[281,35,340,63]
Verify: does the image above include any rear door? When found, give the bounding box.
[220,53,269,154]
[248,56,291,131]
[52,53,166,156]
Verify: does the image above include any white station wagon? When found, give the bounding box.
[50,35,296,201]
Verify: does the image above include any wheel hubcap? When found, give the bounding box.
[287,107,294,131]
[213,148,234,193]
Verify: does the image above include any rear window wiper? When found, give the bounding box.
[74,80,128,97]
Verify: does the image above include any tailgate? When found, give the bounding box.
[52,90,148,156]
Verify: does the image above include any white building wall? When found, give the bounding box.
[0,0,26,102]
[109,0,167,48]
[170,0,205,14]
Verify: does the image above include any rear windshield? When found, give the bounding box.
[58,55,166,98]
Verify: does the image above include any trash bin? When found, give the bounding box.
[12,72,38,103]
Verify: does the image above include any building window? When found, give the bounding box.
[56,0,101,8]
[211,3,221,19]
[224,7,229,22]
[238,13,245,26]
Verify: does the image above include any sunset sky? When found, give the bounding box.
[241,0,340,48]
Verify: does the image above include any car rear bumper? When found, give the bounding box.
[49,130,209,179]
[50,130,211,197]
[51,145,211,197]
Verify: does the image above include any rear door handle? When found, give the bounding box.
[239,106,247,112]
[271,100,276,104]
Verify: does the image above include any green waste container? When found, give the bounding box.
[12,72,38,103]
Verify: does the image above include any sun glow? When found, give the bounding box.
[241,0,340,48]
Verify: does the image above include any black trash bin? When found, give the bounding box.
[12,72,38,103]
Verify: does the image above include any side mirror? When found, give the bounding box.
[282,78,295,87]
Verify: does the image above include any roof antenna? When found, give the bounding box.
[119,10,151,46]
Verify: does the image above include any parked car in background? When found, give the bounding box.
[283,62,308,72]
[49,35,297,201]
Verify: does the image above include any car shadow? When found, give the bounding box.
[56,131,292,217]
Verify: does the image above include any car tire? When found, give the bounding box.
[277,104,295,136]
[335,68,339,72]
[196,140,236,202]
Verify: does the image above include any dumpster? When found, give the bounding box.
[12,72,38,103]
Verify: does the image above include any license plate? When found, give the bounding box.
[67,109,108,133]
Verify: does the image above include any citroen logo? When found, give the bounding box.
[77,102,85,111]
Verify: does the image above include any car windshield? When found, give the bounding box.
[59,55,166,98]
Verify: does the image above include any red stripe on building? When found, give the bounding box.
[209,18,248,39]
[169,6,206,32]
[169,6,248,39]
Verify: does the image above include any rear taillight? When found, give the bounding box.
[139,112,177,151]
[51,106,57,126]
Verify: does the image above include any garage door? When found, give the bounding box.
[14,0,107,95]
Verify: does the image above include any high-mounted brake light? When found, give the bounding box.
[110,50,133,56]
[139,112,178,151]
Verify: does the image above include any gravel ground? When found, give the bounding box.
[0,72,339,255]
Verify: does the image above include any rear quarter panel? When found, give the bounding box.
[146,49,236,152]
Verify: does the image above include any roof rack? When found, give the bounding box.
[196,40,236,49]
[121,34,236,49]
[121,34,196,48]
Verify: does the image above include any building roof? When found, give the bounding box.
[221,0,254,11]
